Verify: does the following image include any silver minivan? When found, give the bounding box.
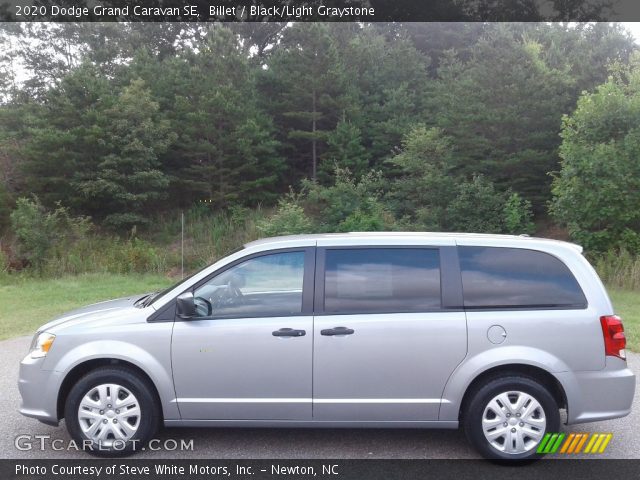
[18,233,635,460]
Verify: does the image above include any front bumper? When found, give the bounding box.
[18,354,62,425]
[557,356,636,424]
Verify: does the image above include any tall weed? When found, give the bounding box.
[594,249,640,291]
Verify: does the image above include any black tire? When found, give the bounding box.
[64,366,160,457]
[463,375,560,461]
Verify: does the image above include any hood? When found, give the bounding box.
[37,293,151,334]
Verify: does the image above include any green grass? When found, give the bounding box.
[609,289,640,353]
[0,274,638,353]
[0,273,173,340]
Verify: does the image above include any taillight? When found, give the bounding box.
[600,315,626,360]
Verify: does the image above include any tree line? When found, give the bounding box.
[0,22,638,254]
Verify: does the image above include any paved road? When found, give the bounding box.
[1,335,638,459]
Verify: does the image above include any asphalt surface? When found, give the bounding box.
[1,335,638,459]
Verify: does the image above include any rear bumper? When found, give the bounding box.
[557,356,635,425]
[18,354,61,425]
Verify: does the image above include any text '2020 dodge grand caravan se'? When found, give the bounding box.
[19,233,635,460]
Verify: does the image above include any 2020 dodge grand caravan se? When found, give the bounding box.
[19,233,635,460]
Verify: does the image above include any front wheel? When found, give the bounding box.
[64,366,160,456]
[463,375,560,461]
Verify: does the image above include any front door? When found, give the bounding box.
[171,248,314,420]
[312,245,468,421]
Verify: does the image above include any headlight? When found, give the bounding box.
[30,332,56,358]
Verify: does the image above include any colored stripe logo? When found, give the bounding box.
[537,433,612,454]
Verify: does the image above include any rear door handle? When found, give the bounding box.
[272,328,306,337]
[321,326,355,336]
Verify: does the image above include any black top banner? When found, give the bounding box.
[2,0,640,22]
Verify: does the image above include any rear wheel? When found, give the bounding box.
[463,375,560,461]
[64,366,160,456]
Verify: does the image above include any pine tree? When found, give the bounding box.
[261,24,350,181]
[22,68,173,229]
[158,27,283,208]
[75,78,173,229]
[435,25,575,209]
[340,26,433,168]
[320,119,369,181]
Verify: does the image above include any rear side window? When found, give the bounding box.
[323,248,441,313]
[458,246,587,309]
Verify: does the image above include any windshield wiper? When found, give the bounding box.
[135,292,157,308]
[134,294,151,307]
[142,292,159,307]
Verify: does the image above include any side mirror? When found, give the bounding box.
[176,291,196,319]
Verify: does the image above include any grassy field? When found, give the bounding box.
[0,274,173,340]
[0,274,638,352]
[609,289,640,354]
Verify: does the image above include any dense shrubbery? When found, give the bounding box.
[0,248,8,275]
[2,192,637,289]
[259,127,535,237]
[503,193,535,235]
[6,160,531,276]
[594,249,640,291]
[0,182,10,233]
[8,197,168,275]
[257,197,313,237]
[5,198,265,277]
[10,197,91,271]
[552,55,640,254]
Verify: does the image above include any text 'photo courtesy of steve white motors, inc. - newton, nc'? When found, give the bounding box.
[15,462,339,477]
[14,4,376,19]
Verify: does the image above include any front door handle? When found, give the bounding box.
[321,326,355,336]
[272,328,306,337]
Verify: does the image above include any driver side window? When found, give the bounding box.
[193,251,305,319]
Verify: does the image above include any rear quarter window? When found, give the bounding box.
[458,246,587,309]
